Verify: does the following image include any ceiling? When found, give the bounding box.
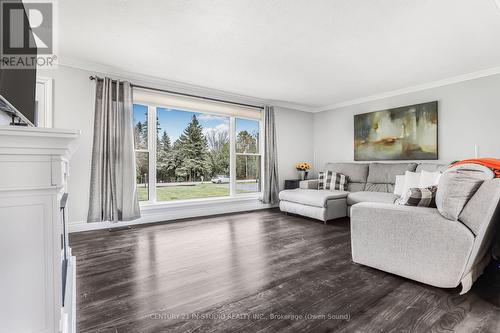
[58,0,500,111]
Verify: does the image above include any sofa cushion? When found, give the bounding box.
[416,163,448,173]
[364,183,394,193]
[324,163,368,183]
[279,189,348,208]
[324,163,369,193]
[459,178,500,235]
[436,164,494,221]
[347,191,399,206]
[347,182,366,192]
[365,163,418,193]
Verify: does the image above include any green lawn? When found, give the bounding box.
[137,183,254,201]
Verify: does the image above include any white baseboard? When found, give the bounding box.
[68,197,274,233]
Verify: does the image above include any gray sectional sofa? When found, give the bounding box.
[278,162,500,294]
[279,162,446,221]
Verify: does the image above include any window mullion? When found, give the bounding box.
[148,105,157,203]
[229,117,236,197]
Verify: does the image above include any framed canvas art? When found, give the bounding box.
[354,101,438,161]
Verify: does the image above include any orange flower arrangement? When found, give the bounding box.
[295,162,311,171]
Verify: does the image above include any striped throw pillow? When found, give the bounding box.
[396,186,438,207]
[318,171,348,191]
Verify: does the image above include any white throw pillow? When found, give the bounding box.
[419,170,441,188]
[401,171,421,196]
[393,175,405,196]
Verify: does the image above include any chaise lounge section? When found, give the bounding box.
[278,189,348,222]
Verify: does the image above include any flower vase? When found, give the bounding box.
[298,170,306,180]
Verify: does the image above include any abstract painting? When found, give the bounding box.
[354,101,438,161]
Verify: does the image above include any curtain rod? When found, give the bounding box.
[89,75,264,110]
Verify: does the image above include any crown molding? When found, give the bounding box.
[57,57,315,112]
[312,66,500,112]
[58,57,500,114]
[268,100,316,112]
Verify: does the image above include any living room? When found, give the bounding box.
[0,1,499,332]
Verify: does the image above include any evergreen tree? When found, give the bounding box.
[156,131,174,182]
[175,115,209,181]
[135,152,149,185]
[134,120,148,185]
[160,131,171,150]
[141,113,148,148]
[134,121,146,149]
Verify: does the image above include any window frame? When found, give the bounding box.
[133,104,152,202]
[133,101,264,205]
[234,116,264,196]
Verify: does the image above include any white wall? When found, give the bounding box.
[313,74,500,173]
[37,65,500,226]
[38,66,95,225]
[37,65,314,225]
[275,107,314,190]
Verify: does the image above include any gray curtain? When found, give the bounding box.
[262,105,280,204]
[88,77,141,222]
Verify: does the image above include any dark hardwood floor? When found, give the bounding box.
[70,209,500,333]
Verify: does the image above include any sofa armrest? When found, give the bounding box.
[350,202,474,288]
[299,179,318,189]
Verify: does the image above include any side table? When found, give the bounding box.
[284,179,301,189]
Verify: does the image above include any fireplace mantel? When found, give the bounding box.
[0,126,79,333]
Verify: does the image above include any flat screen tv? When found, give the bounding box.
[0,0,37,126]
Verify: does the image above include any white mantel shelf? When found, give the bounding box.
[0,126,80,157]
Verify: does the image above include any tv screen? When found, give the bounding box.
[0,0,37,126]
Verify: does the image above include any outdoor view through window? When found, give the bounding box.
[133,103,261,202]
